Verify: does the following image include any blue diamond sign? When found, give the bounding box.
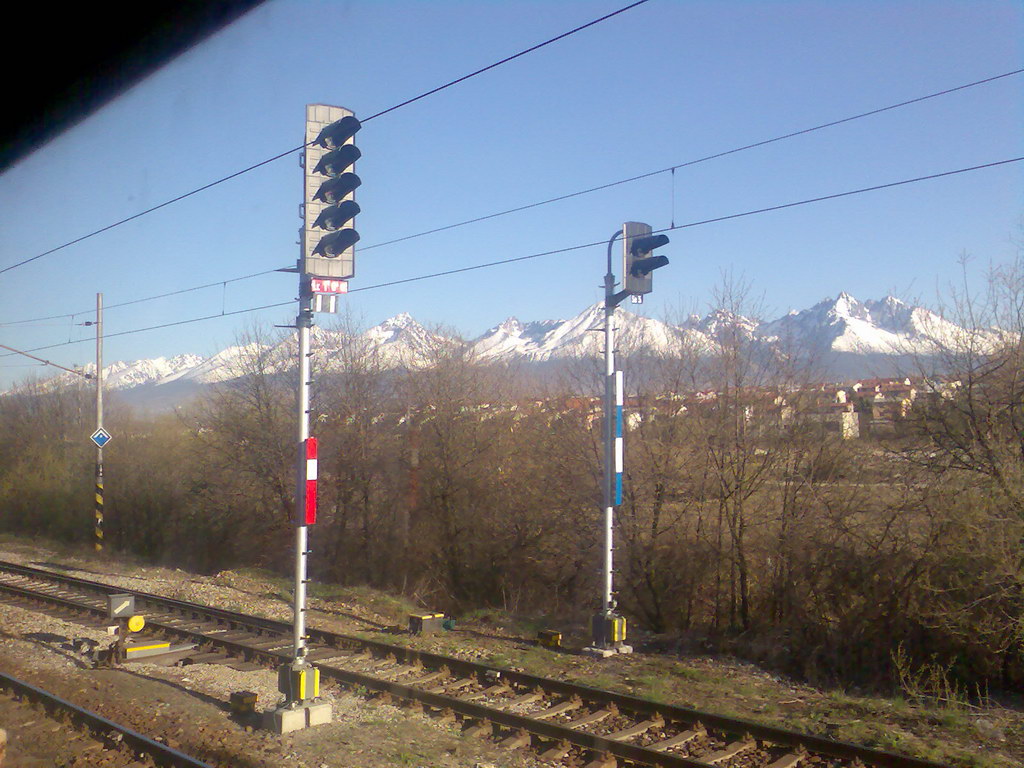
[90,428,112,448]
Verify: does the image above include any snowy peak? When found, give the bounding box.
[170,342,273,384]
[362,313,448,367]
[472,316,562,361]
[17,293,995,399]
[104,354,207,388]
[377,311,417,331]
[684,308,757,340]
[366,312,435,341]
[472,303,684,362]
[496,317,524,336]
[763,293,965,355]
[43,353,207,390]
[830,291,871,322]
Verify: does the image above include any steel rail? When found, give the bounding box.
[0,670,213,768]
[0,559,948,768]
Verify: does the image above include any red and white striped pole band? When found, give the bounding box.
[304,437,318,525]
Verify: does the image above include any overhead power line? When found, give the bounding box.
[0,342,92,378]
[6,155,1020,365]
[656,156,1024,235]
[0,0,651,278]
[363,68,1024,251]
[0,269,281,326]
[351,157,1024,291]
[361,0,651,122]
[3,66,1021,330]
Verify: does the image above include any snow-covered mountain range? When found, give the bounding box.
[18,293,992,403]
[758,293,969,356]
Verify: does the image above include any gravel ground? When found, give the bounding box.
[0,548,540,768]
[0,683,143,768]
[0,536,1020,768]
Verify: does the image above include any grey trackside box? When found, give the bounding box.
[408,612,444,635]
[107,593,135,620]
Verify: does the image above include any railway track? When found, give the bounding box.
[0,670,212,768]
[0,559,947,768]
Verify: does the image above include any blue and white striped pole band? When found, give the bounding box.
[614,370,623,506]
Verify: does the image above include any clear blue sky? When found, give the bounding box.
[1,0,1021,388]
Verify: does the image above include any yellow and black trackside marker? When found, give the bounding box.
[607,616,627,644]
[94,481,104,552]
[124,641,171,659]
[127,615,146,633]
[408,612,444,635]
[117,641,196,665]
[300,667,320,700]
[278,665,320,702]
[538,629,562,649]
[230,691,259,715]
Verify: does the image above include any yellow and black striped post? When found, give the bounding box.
[94,464,104,552]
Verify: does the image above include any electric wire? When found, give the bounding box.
[0,269,282,326]
[0,342,91,378]
[361,68,1024,252]
[3,66,1020,329]
[360,0,650,122]
[6,155,1020,367]
[0,0,651,278]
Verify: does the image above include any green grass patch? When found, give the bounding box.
[629,673,671,703]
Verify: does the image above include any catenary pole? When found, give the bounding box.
[94,293,104,552]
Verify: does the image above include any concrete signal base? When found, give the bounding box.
[265,700,332,734]
[582,643,633,658]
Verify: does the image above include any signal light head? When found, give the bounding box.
[622,222,669,298]
[313,228,360,258]
[630,254,669,276]
[313,172,361,204]
[313,144,361,177]
[313,200,360,231]
[315,115,361,149]
[630,233,670,256]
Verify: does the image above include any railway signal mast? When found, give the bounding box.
[586,222,669,657]
[269,104,360,734]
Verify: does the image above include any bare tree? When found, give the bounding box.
[188,325,294,566]
[909,255,1024,516]
[314,314,404,587]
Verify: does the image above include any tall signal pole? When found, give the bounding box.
[292,291,314,666]
[269,103,359,734]
[586,224,669,657]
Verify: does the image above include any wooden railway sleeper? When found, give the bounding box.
[462,718,493,739]
[566,704,617,729]
[704,737,757,764]
[427,676,475,695]
[508,687,544,706]
[583,752,618,768]
[400,667,441,684]
[766,752,804,768]
[462,683,510,701]
[648,724,705,752]
[605,715,664,742]
[499,729,532,749]
[531,695,582,720]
